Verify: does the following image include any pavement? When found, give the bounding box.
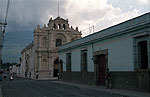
[34,77,58,80]
[1,77,123,97]
[0,82,2,97]
[0,78,150,97]
[52,80,150,97]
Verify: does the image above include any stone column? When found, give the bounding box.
[51,33,55,49]
[48,33,51,49]
[48,56,52,77]
[38,35,42,48]
[39,53,42,70]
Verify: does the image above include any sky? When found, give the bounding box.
[0,0,150,63]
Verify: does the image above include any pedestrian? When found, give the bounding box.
[3,72,7,79]
[57,72,60,80]
[29,72,31,78]
[25,72,27,77]
[105,68,112,89]
[36,71,38,79]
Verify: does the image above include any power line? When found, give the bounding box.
[81,25,94,33]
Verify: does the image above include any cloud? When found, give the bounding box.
[137,0,149,4]
[0,0,149,62]
[0,0,148,35]
[0,0,62,33]
[63,0,140,36]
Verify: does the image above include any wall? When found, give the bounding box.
[59,51,66,71]
[93,34,134,71]
[71,48,81,71]
[59,47,95,85]
[59,32,134,84]
[20,53,25,77]
[20,44,34,78]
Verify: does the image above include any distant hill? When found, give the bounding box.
[2,31,33,63]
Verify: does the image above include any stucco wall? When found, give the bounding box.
[20,54,25,77]
[59,34,134,72]
[20,44,34,78]
[71,48,81,71]
[94,35,134,71]
[59,52,66,71]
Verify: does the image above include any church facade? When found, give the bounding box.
[20,17,81,79]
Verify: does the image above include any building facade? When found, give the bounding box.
[58,12,150,92]
[21,17,81,79]
[20,42,34,78]
[0,24,2,69]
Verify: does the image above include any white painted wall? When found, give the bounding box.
[87,44,94,72]
[29,47,34,78]
[59,33,134,72]
[20,44,34,78]
[71,48,81,71]
[20,54,25,77]
[12,65,17,74]
[94,36,134,71]
[59,52,66,71]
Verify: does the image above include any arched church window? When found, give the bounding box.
[56,39,62,47]
[58,24,61,29]
[63,24,66,30]
[53,23,56,29]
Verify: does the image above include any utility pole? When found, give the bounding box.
[0,24,2,68]
[0,0,10,69]
[0,22,6,69]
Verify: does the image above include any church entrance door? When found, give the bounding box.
[54,58,59,77]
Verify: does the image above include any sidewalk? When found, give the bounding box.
[34,77,58,81]
[52,81,150,97]
[0,82,2,97]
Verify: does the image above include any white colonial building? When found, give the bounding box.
[20,16,81,79]
[58,12,150,92]
[20,42,34,78]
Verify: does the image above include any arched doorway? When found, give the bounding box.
[53,58,59,77]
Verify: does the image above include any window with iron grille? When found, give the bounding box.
[81,50,87,71]
[66,53,71,71]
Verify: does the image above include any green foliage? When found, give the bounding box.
[1,62,17,69]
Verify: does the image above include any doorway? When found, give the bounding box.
[138,41,148,69]
[98,54,107,85]
[54,58,59,77]
[94,49,108,86]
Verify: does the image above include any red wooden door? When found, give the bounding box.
[98,55,106,85]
